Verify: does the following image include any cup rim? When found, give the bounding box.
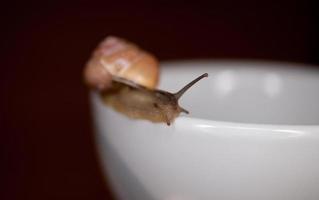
[176,116,319,132]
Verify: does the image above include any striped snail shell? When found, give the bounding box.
[84,36,159,91]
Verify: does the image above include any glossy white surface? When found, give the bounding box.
[92,61,319,200]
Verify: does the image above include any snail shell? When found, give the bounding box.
[84,36,159,90]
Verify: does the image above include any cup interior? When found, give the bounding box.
[159,61,319,125]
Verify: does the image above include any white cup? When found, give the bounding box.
[91,60,319,200]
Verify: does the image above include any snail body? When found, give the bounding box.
[102,73,208,125]
[84,36,208,125]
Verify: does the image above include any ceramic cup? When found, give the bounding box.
[91,60,319,200]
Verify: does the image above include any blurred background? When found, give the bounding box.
[1,0,318,199]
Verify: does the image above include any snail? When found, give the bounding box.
[84,36,208,125]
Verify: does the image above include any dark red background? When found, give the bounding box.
[1,0,318,199]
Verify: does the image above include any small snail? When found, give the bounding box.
[84,36,208,125]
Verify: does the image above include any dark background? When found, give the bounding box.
[1,0,318,199]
